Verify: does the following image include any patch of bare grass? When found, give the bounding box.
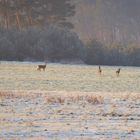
[46,96,65,104]
[0,91,15,98]
[45,95,104,105]
[116,93,140,102]
[0,91,37,99]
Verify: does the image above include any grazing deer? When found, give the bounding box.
[98,66,102,75]
[37,64,46,71]
[116,68,121,76]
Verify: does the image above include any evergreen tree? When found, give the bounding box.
[0,0,75,29]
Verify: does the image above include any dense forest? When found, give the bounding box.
[0,0,139,66]
[0,0,75,29]
[73,0,140,44]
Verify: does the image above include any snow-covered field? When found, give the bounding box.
[0,91,140,140]
[0,62,140,139]
[0,62,140,92]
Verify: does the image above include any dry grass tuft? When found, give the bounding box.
[86,95,103,104]
[45,95,104,105]
[0,91,36,99]
[46,96,65,104]
[127,128,135,133]
[0,91,14,98]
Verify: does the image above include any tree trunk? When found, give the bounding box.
[16,12,21,30]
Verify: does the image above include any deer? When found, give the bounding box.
[37,64,46,71]
[116,68,121,77]
[98,66,102,75]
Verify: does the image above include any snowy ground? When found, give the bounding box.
[0,91,140,140]
[0,62,140,139]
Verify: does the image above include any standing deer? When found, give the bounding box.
[98,66,102,75]
[116,68,121,76]
[37,64,46,71]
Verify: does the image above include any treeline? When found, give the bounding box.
[75,0,140,44]
[0,0,75,29]
[0,27,139,66]
[85,40,140,66]
[0,26,85,62]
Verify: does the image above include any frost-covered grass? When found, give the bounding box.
[0,62,140,139]
[0,91,140,139]
[0,61,140,92]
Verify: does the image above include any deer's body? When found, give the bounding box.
[116,68,121,76]
[98,66,102,75]
[37,64,46,71]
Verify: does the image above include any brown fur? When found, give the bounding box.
[116,68,121,76]
[98,66,102,75]
[37,65,46,71]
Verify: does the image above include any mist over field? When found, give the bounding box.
[0,0,140,66]
[0,1,140,140]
